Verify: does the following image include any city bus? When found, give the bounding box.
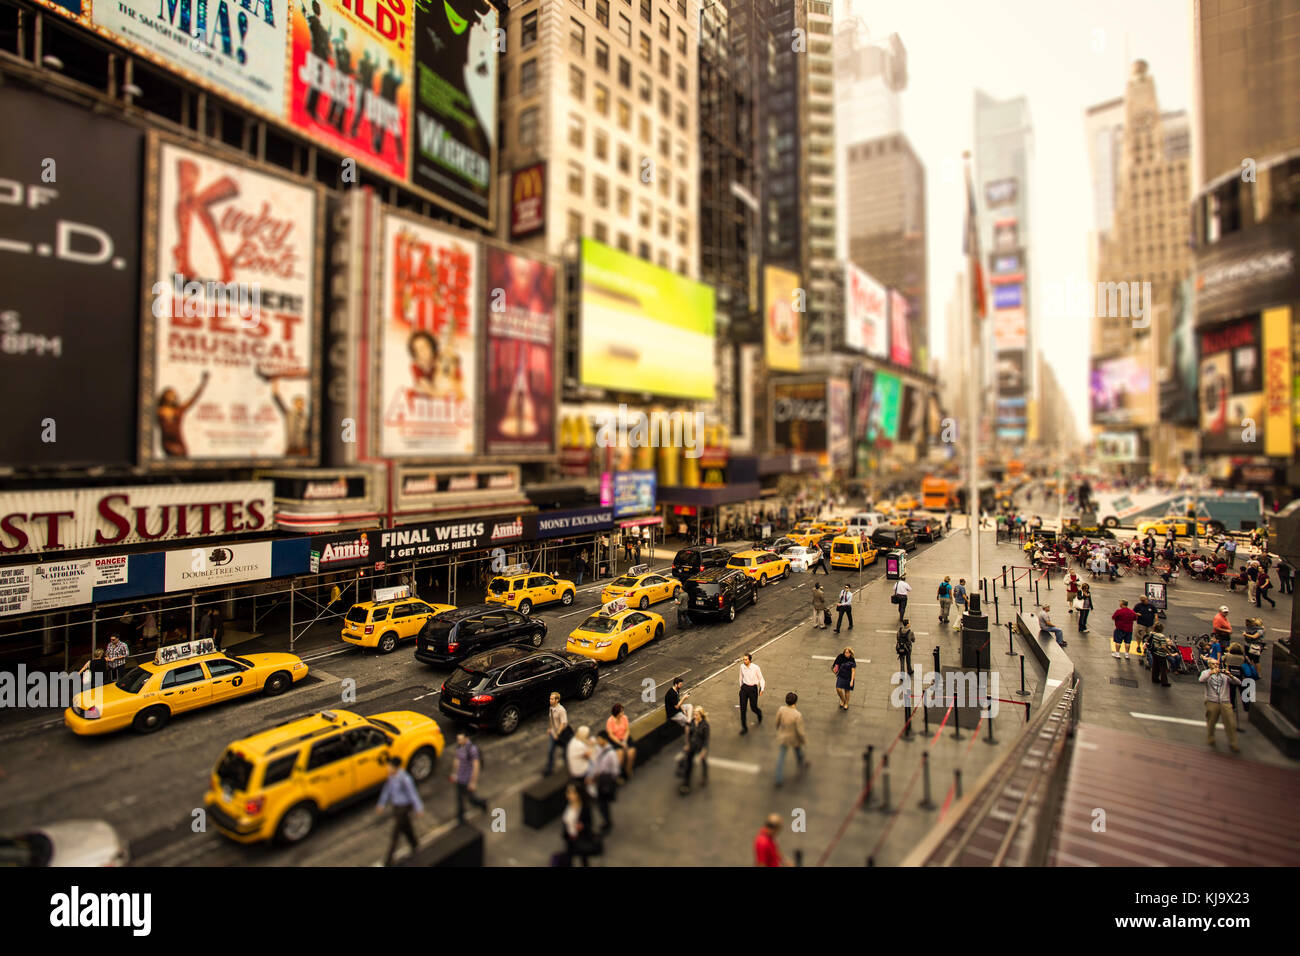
[1092,489,1264,533]
[921,477,958,511]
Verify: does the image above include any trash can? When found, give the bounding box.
[885,549,907,580]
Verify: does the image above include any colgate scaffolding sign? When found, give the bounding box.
[0,482,273,556]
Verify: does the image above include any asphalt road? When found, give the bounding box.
[0,532,947,865]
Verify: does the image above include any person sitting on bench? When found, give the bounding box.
[1039,604,1067,648]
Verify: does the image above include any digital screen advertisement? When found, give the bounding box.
[771,381,827,453]
[1199,316,1263,454]
[764,266,802,372]
[843,263,888,359]
[868,372,902,443]
[483,248,556,456]
[1090,354,1153,426]
[889,290,912,368]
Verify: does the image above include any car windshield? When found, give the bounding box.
[488,578,511,594]
[215,749,255,792]
[114,666,152,694]
[730,557,752,566]
[578,616,620,634]
[368,717,400,734]
[611,576,639,588]
[345,606,369,624]
[675,551,700,564]
[450,667,493,693]
[0,833,52,867]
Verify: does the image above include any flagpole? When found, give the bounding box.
[964,152,982,600]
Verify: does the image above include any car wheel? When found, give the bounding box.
[378,632,399,654]
[758,573,768,588]
[132,705,170,734]
[727,605,736,622]
[497,704,523,735]
[406,746,438,782]
[263,671,291,696]
[639,596,649,610]
[1103,517,1119,528]
[654,625,664,641]
[616,644,629,662]
[274,802,317,845]
[519,599,533,616]
[530,629,545,647]
[561,590,574,606]
[577,673,597,699]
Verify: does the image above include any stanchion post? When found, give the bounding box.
[1002,565,1008,588]
[902,690,913,740]
[953,695,961,740]
[1035,577,1041,607]
[1018,595,1024,614]
[932,645,940,675]
[1007,621,1014,655]
[985,702,996,745]
[1017,654,1030,697]
[880,754,891,812]
[794,849,803,867]
[954,768,963,799]
[862,744,875,807]
[993,591,999,625]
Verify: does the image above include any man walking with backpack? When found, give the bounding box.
[896,619,915,676]
[951,578,969,631]
[811,583,828,629]
[936,576,953,624]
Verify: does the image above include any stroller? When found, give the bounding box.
[1144,635,1197,677]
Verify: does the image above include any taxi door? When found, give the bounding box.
[534,575,559,603]
[625,612,655,651]
[648,575,673,602]
[345,726,392,793]
[303,732,357,809]
[157,663,213,714]
[204,657,250,703]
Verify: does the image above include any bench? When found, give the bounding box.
[397,822,484,866]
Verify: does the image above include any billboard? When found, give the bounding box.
[993,219,1019,253]
[144,138,321,465]
[992,283,1023,310]
[852,367,875,443]
[1159,279,1198,425]
[771,381,827,453]
[996,351,1026,397]
[613,470,656,518]
[843,263,888,358]
[828,378,850,468]
[509,163,547,240]
[163,541,274,592]
[985,179,1018,207]
[411,0,498,226]
[889,290,912,367]
[378,213,479,457]
[1089,354,1152,426]
[0,87,141,467]
[579,239,716,400]
[483,248,556,456]
[868,372,901,442]
[1096,431,1139,462]
[93,0,289,118]
[764,266,802,372]
[1263,307,1294,458]
[993,309,1027,351]
[290,0,412,180]
[1199,316,1263,454]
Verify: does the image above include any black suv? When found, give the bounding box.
[871,525,918,552]
[905,518,943,543]
[415,604,547,665]
[671,546,732,582]
[686,568,757,623]
[438,646,597,735]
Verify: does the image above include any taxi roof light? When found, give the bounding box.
[153,638,218,666]
[600,598,628,617]
[628,563,650,575]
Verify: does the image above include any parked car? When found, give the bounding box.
[829,535,878,570]
[415,604,547,666]
[845,512,888,538]
[485,571,576,615]
[342,597,456,652]
[726,549,791,586]
[685,568,758,623]
[753,536,799,555]
[0,820,128,866]
[905,517,943,542]
[784,545,822,572]
[671,545,732,582]
[871,525,918,552]
[438,646,598,735]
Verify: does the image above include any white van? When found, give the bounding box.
[845,512,887,538]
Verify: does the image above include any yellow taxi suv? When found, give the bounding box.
[341,589,456,653]
[829,535,878,571]
[787,526,827,548]
[600,564,681,609]
[894,495,920,512]
[64,640,308,736]
[726,549,791,586]
[1136,517,1209,538]
[566,600,665,663]
[485,565,577,615]
[205,708,445,846]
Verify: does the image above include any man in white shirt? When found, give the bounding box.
[892,573,912,621]
[738,653,765,735]
[834,585,854,633]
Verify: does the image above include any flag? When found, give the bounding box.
[964,166,987,321]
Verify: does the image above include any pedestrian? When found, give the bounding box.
[209,608,224,651]
[586,730,620,830]
[80,648,108,690]
[833,584,853,633]
[811,582,828,629]
[674,588,693,629]
[450,732,489,824]
[605,703,637,780]
[1039,605,1067,648]
[141,609,159,649]
[1148,623,1171,686]
[1221,642,1251,722]
[754,813,788,867]
[560,783,599,866]
[814,546,830,575]
[199,608,214,643]
[1212,605,1233,643]
[680,708,710,794]
[1132,596,1157,651]
[738,653,764,734]
[1256,570,1275,608]
[544,692,572,775]
[1224,536,1237,569]
[665,676,692,732]
[574,550,588,586]
[1074,584,1093,632]
[376,755,424,866]
[104,634,129,683]
[566,726,594,782]
[1199,658,1241,752]
[936,576,953,624]
[831,647,857,710]
[1247,570,1259,605]
[896,619,915,676]
[891,572,911,621]
[1111,599,1137,659]
[773,692,808,787]
[1277,557,1293,595]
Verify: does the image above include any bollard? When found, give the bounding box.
[1017,653,1030,697]
[902,690,913,740]
[794,849,803,867]
[1035,577,1040,607]
[993,591,1000,625]
[880,754,891,812]
[1018,595,1024,614]
[918,752,934,809]
[954,768,963,799]
[953,694,961,740]
[862,744,875,807]
[923,689,931,733]
[1007,621,1015,656]
[932,645,941,675]
[985,702,996,745]
[1002,565,1008,588]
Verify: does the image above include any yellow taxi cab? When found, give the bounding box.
[600,564,681,609]
[894,495,920,512]
[786,526,826,547]
[204,708,445,845]
[726,549,791,586]
[876,501,895,515]
[566,599,665,663]
[341,587,455,653]
[829,535,878,570]
[64,639,308,736]
[485,564,577,615]
[1137,517,1208,538]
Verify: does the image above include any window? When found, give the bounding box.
[594,82,609,115]
[617,187,630,215]
[674,139,686,168]
[594,176,609,207]
[640,0,651,22]
[675,101,687,130]
[638,240,651,260]
[522,11,539,47]
[639,72,652,102]
[678,257,688,275]
[618,144,631,173]
[676,217,688,246]
[659,10,670,38]
[676,63,687,92]
[618,232,631,252]
[568,162,584,196]
[657,249,669,267]
[639,114,651,143]
[659,49,670,77]
[347,727,390,752]
[676,27,686,54]
[594,221,609,243]
[618,98,631,129]
[659,173,670,198]
[618,56,632,87]
[519,59,538,96]
[658,128,669,157]
[206,659,244,677]
[597,0,609,26]
[617,12,631,44]
[161,663,206,687]
[567,210,583,241]
[659,88,670,117]
[676,0,686,15]
[570,65,585,101]
[596,38,609,71]
[658,209,670,237]
[306,734,352,770]
[676,178,687,206]
[594,129,609,160]
[640,31,652,61]
[638,199,651,228]
[568,113,585,148]
[570,19,586,55]
[262,753,298,787]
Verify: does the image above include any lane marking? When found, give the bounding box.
[811,655,836,660]
[702,756,760,774]
[1129,712,1204,727]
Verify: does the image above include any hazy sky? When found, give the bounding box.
[833,0,1194,434]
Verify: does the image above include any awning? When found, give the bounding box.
[656,483,762,507]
